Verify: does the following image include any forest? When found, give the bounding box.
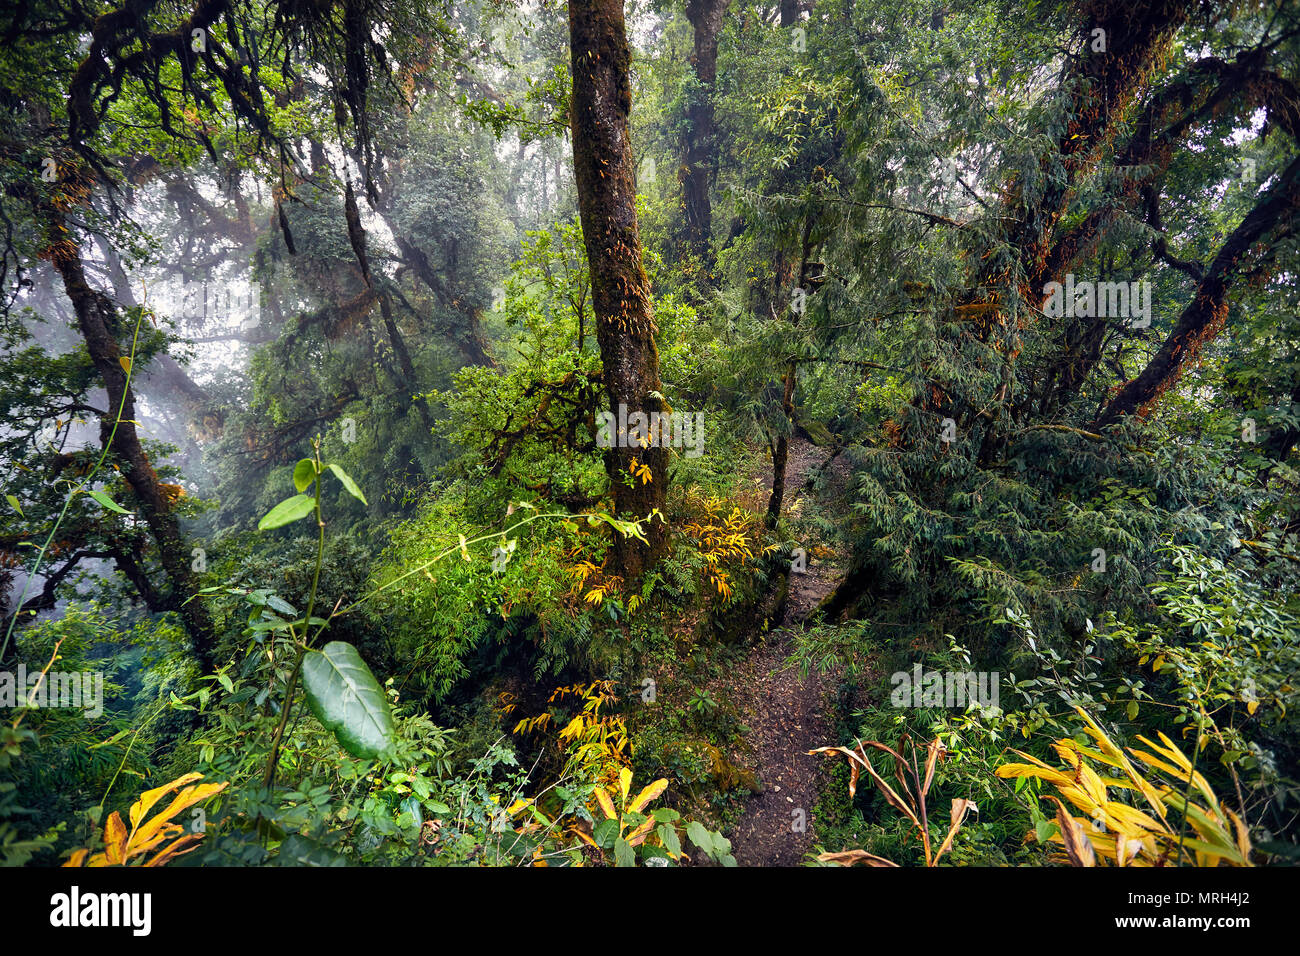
[0,0,1298,881]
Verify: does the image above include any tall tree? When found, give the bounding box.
[40,196,218,671]
[1,0,462,667]
[680,0,731,269]
[568,0,668,578]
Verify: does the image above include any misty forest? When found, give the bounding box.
[2,0,1299,870]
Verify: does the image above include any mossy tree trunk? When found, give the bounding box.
[681,0,731,271]
[568,0,668,579]
[44,206,217,672]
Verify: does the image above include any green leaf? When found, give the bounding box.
[246,617,291,632]
[592,817,619,849]
[658,823,682,858]
[685,820,714,855]
[87,489,132,515]
[300,641,396,760]
[328,464,368,505]
[613,837,636,868]
[401,795,422,828]
[292,458,317,493]
[266,595,297,617]
[5,494,22,516]
[277,833,348,867]
[258,494,315,531]
[88,729,129,750]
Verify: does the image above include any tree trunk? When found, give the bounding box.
[1097,153,1300,427]
[681,0,730,269]
[765,369,795,528]
[101,240,212,422]
[44,209,218,672]
[568,0,668,579]
[921,0,1189,432]
[1005,0,1191,306]
[947,0,1189,355]
[765,218,814,527]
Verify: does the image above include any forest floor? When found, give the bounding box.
[718,437,850,866]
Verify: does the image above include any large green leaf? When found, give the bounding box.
[300,641,395,759]
[258,494,315,531]
[657,823,681,859]
[613,837,636,868]
[592,817,619,849]
[685,820,716,855]
[327,464,368,506]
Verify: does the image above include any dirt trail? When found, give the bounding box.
[723,438,845,866]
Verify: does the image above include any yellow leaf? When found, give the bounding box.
[628,778,668,813]
[1102,802,1163,834]
[1247,700,1259,716]
[619,767,632,805]
[128,781,228,854]
[560,715,584,740]
[102,812,128,865]
[118,356,132,375]
[144,833,202,867]
[625,818,655,847]
[594,787,618,820]
[129,772,203,833]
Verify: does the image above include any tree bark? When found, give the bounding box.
[1097,153,1300,427]
[43,208,218,672]
[681,0,731,268]
[953,0,1190,350]
[1004,0,1191,305]
[568,0,668,579]
[766,217,815,528]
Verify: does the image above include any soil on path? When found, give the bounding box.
[722,437,848,866]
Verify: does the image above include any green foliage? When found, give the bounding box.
[300,641,397,761]
[374,485,613,702]
[5,0,1300,874]
[0,603,181,861]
